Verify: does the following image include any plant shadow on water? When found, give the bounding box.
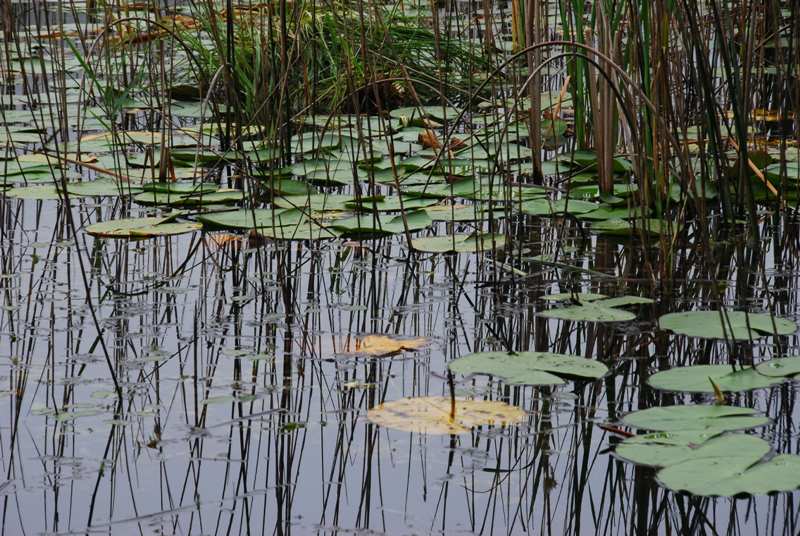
[1,0,800,534]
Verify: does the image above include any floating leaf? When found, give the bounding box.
[67,179,141,197]
[520,198,599,216]
[86,215,200,238]
[763,162,800,182]
[578,204,647,221]
[135,189,243,207]
[354,335,428,357]
[658,310,797,340]
[657,453,800,496]
[448,351,608,386]
[591,218,676,236]
[196,208,305,230]
[616,432,770,469]
[539,294,652,323]
[620,405,770,433]
[345,195,438,212]
[330,209,431,238]
[273,193,352,212]
[542,292,607,302]
[648,364,784,393]
[367,396,526,434]
[424,204,506,222]
[4,185,61,200]
[755,357,800,378]
[410,233,505,254]
[257,221,341,241]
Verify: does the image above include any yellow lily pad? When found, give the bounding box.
[355,335,428,357]
[367,396,526,434]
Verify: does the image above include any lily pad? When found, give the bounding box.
[258,221,341,241]
[591,218,677,236]
[616,432,770,469]
[410,233,505,254]
[135,189,243,207]
[520,198,599,216]
[448,351,608,386]
[273,194,352,212]
[539,294,653,323]
[86,215,201,238]
[67,179,142,197]
[4,185,61,200]
[367,396,526,435]
[345,196,438,212]
[648,364,784,393]
[659,310,797,340]
[353,335,428,357]
[196,208,305,230]
[657,453,800,496]
[330,209,431,238]
[424,204,506,222]
[621,405,770,433]
[755,357,800,378]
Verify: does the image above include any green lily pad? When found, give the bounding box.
[539,294,653,323]
[257,177,316,196]
[196,208,305,230]
[616,432,770,469]
[86,215,200,238]
[591,218,677,236]
[304,166,366,186]
[620,405,770,433]
[658,310,797,340]
[424,204,506,222]
[141,181,218,194]
[345,196,438,212]
[520,198,599,216]
[542,292,607,302]
[657,453,800,496]
[648,364,784,393]
[4,185,61,200]
[448,351,608,386]
[134,189,243,207]
[273,194,352,212]
[763,162,800,182]
[410,233,506,254]
[755,357,800,378]
[67,179,142,197]
[390,105,461,123]
[578,204,647,221]
[257,221,341,241]
[330,209,431,238]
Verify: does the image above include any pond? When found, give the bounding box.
[1,0,800,534]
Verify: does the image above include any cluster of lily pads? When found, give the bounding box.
[614,405,800,496]
[365,300,800,498]
[3,100,666,245]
